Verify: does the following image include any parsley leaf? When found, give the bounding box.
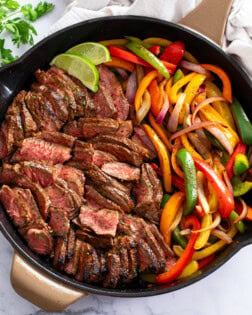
[0,0,20,11]
[21,2,55,22]
[0,39,18,65]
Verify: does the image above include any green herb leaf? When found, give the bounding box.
[0,0,20,11]
[21,2,55,22]
[0,39,18,66]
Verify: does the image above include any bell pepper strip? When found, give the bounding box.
[151,162,162,177]
[173,69,184,85]
[229,211,246,233]
[124,36,152,49]
[148,45,161,55]
[160,194,172,209]
[236,201,252,221]
[181,134,203,160]
[160,191,185,245]
[194,213,212,250]
[198,254,215,269]
[232,180,252,197]
[143,124,172,192]
[172,226,188,249]
[143,37,173,47]
[207,181,219,213]
[135,70,158,111]
[126,41,170,78]
[99,38,128,46]
[160,60,177,74]
[204,130,226,151]
[136,90,151,124]
[199,105,239,149]
[160,41,185,65]
[178,260,199,279]
[171,138,184,178]
[183,51,199,64]
[174,225,237,260]
[172,174,185,191]
[225,141,247,179]
[170,72,197,104]
[149,112,171,150]
[176,149,198,215]
[156,215,200,284]
[230,97,252,145]
[205,81,235,129]
[104,56,135,72]
[165,77,173,105]
[148,79,163,116]
[233,154,249,175]
[200,64,232,103]
[193,158,235,218]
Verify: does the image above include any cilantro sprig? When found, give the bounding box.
[0,1,55,67]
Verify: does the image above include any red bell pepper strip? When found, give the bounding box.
[193,158,235,218]
[198,254,215,269]
[108,45,150,67]
[149,45,161,55]
[172,174,185,191]
[160,41,185,65]
[151,162,162,177]
[225,141,247,179]
[161,60,177,74]
[156,215,200,284]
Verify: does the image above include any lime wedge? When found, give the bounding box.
[50,53,99,92]
[66,42,111,65]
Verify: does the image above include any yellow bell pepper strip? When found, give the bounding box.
[104,56,135,72]
[171,138,184,178]
[179,74,206,123]
[174,225,238,260]
[135,70,158,111]
[170,72,197,104]
[136,90,151,124]
[160,191,185,244]
[172,226,188,249]
[229,210,246,233]
[149,112,171,150]
[178,260,199,279]
[148,79,163,116]
[205,81,235,129]
[165,77,173,104]
[176,149,198,215]
[181,134,203,160]
[194,213,212,250]
[233,154,249,175]
[99,38,128,46]
[199,105,239,149]
[207,181,219,213]
[143,124,172,192]
[200,64,232,103]
[156,215,200,284]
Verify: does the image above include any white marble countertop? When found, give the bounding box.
[1,1,252,314]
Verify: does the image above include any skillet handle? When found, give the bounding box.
[11,252,87,312]
[179,0,233,46]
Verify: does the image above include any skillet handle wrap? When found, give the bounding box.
[179,0,233,46]
[11,252,87,312]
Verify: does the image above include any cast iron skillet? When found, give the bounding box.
[0,1,252,312]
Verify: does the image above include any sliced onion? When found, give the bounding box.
[134,126,156,153]
[170,121,224,146]
[156,96,170,124]
[183,106,191,128]
[136,64,145,85]
[211,229,233,244]
[223,169,234,195]
[179,228,191,236]
[218,219,231,232]
[204,124,234,155]
[126,71,137,105]
[188,133,211,160]
[167,93,186,132]
[168,206,183,233]
[234,198,248,224]
[136,90,151,124]
[115,67,129,80]
[194,117,212,150]
[197,171,210,214]
[192,96,225,124]
[179,60,211,77]
[192,213,221,233]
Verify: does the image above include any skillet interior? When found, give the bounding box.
[0,16,252,297]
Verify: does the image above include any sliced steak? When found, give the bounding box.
[11,137,72,164]
[131,134,157,160]
[98,65,130,120]
[64,239,82,275]
[56,165,85,196]
[92,82,117,118]
[89,247,101,283]
[79,206,119,237]
[103,252,120,288]
[114,236,129,282]
[76,229,114,249]
[137,239,159,273]
[75,242,92,282]
[53,237,67,269]
[49,207,70,237]
[101,162,140,181]
[64,120,83,138]
[34,131,76,148]
[66,227,76,261]
[81,117,120,138]
[124,236,138,282]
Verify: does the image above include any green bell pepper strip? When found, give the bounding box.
[125,41,170,79]
[233,154,249,175]
[233,181,252,197]
[173,68,184,85]
[161,194,171,209]
[124,36,152,48]
[172,227,188,249]
[229,210,246,233]
[176,148,197,215]
[230,97,252,145]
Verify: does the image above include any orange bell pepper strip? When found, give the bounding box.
[148,79,163,116]
[171,138,184,178]
[135,70,158,111]
[104,56,135,72]
[148,112,171,150]
[200,64,232,103]
[170,72,197,104]
[156,215,200,284]
[180,134,203,160]
[160,191,185,245]
[205,81,235,129]
[143,124,172,192]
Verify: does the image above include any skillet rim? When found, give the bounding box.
[0,15,251,297]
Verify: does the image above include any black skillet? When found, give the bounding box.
[0,0,251,312]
